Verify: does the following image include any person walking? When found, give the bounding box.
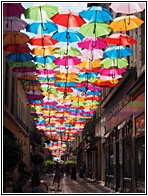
[52,162,61,192]
[70,164,77,180]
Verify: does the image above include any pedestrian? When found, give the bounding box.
[31,170,40,191]
[70,164,77,180]
[52,162,61,192]
[81,161,87,180]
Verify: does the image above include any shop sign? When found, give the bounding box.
[106,96,130,121]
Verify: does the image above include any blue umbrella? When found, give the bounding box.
[79,6,113,22]
[52,29,84,43]
[6,52,33,62]
[86,90,102,96]
[33,55,56,64]
[26,21,57,34]
[78,72,98,78]
[55,81,77,87]
[104,46,133,59]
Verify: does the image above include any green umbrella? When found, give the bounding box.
[53,46,81,56]
[34,62,56,69]
[79,21,111,37]
[9,61,35,67]
[24,4,58,20]
[100,58,128,68]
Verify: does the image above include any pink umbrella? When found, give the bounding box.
[37,69,56,75]
[77,36,108,50]
[78,49,103,61]
[54,66,80,73]
[99,68,126,76]
[109,3,145,14]
[54,56,81,66]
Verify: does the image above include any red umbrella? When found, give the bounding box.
[104,33,136,46]
[28,35,58,46]
[99,68,126,76]
[4,44,31,53]
[3,3,25,17]
[50,11,86,28]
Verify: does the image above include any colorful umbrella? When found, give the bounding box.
[6,52,33,62]
[31,47,55,56]
[3,32,30,44]
[4,44,31,53]
[104,46,133,58]
[9,61,35,68]
[99,68,126,76]
[79,6,113,22]
[53,46,81,56]
[54,56,81,66]
[104,33,136,46]
[34,62,56,69]
[50,10,86,28]
[3,16,28,31]
[100,58,128,68]
[28,34,58,46]
[26,21,57,34]
[33,55,56,64]
[52,29,84,43]
[109,3,145,14]
[109,15,144,32]
[77,60,101,69]
[3,3,25,17]
[79,21,111,37]
[24,4,59,20]
[79,49,103,60]
[77,36,108,50]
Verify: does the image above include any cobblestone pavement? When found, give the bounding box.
[22,174,115,194]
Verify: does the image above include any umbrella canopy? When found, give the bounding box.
[35,62,56,69]
[109,15,144,32]
[109,2,145,14]
[3,3,25,17]
[105,33,136,46]
[28,34,58,46]
[6,52,33,62]
[4,44,31,53]
[53,46,81,56]
[79,6,113,22]
[3,16,28,31]
[31,47,55,56]
[79,49,103,60]
[50,10,86,28]
[79,21,111,37]
[52,29,84,43]
[104,46,133,59]
[54,56,81,66]
[9,61,35,68]
[99,68,126,76]
[3,31,30,45]
[33,55,56,64]
[77,60,101,69]
[77,36,108,50]
[24,4,59,20]
[26,21,57,34]
[100,58,128,68]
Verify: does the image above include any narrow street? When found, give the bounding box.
[22,174,115,193]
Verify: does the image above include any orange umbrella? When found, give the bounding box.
[109,15,144,32]
[3,31,30,44]
[31,47,55,56]
[77,59,101,69]
[54,72,78,80]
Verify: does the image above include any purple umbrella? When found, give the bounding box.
[3,3,26,17]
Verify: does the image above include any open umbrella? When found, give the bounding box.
[52,29,84,43]
[99,68,126,77]
[53,46,81,56]
[34,62,56,69]
[6,52,33,62]
[77,60,101,69]
[104,46,133,58]
[79,6,113,22]
[109,15,144,32]
[3,3,25,17]
[100,58,129,68]
[31,47,55,56]
[109,3,145,14]
[4,32,30,45]
[33,55,56,64]
[24,4,58,20]
[104,33,136,45]
[77,36,108,50]
[79,49,103,60]
[79,21,111,37]
[54,56,81,66]
[3,16,28,31]
[50,10,86,28]
[28,34,58,46]
[4,44,31,53]
[26,21,57,34]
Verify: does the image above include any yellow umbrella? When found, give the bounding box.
[66,96,85,102]
[109,15,144,32]
[31,47,56,56]
[41,92,58,97]
[77,59,101,69]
